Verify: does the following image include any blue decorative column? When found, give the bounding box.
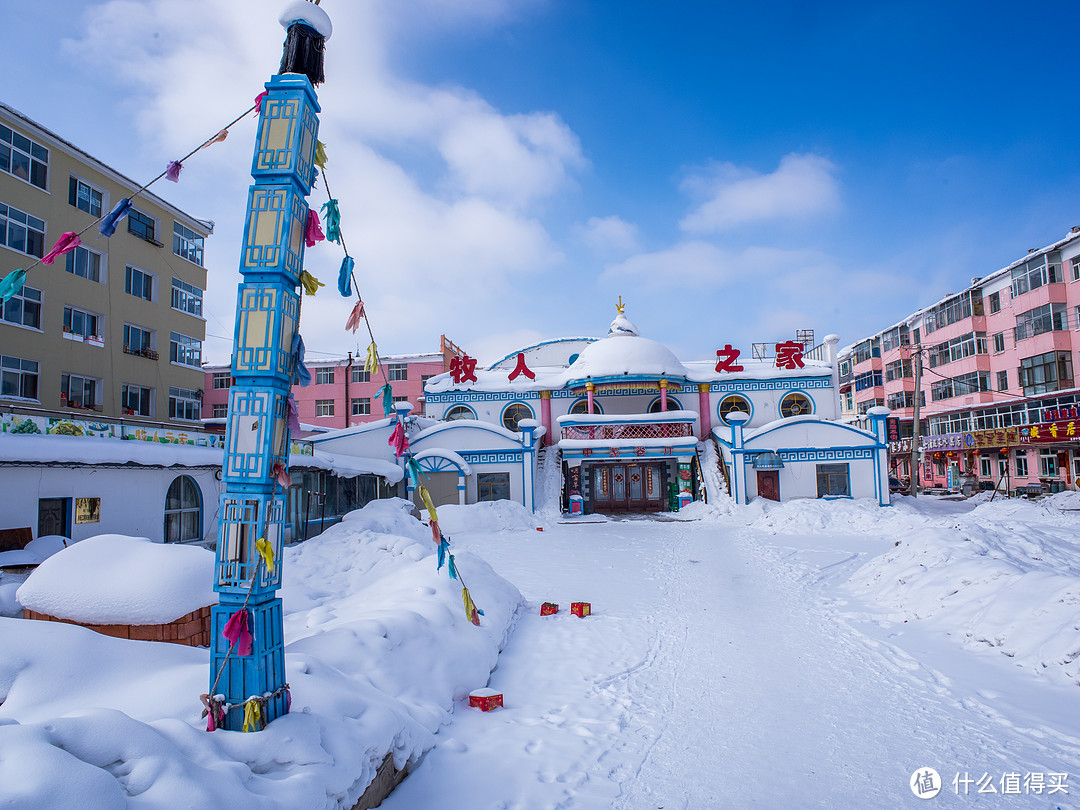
[208,71,321,730]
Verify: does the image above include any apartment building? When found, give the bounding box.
[203,335,464,431]
[0,104,212,426]
[840,226,1080,495]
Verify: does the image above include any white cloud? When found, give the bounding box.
[601,241,827,287]
[680,153,841,232]
[576,215,641,255]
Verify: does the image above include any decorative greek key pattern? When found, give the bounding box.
[427,391,542,405]
[777,448,874,462]
[711,378,831,393]
[458,451,521,464]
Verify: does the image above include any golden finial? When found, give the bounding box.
[616,296,625,314]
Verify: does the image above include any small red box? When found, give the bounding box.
[571,602,591,618]
[540,602,559,616]
[469,688,503,711]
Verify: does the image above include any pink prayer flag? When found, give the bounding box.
[166,160,182,182]
[305,209,325,248]
[254,91,269,113]
[345,300,365,334]
[388,422,408,459]
[273,462,292,489]
[40,232,81,266]
[222,610,252,656]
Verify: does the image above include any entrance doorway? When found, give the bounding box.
[757,470,780,501]
[38,498,71,538]
[592,463,665,512]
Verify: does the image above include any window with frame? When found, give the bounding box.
[854,370,882,392]
[0,284,40,329]
[351,367,369,383]
[569,399,598,415]
[648,396,681,413]
[173,222,204,266]
[852,340,879,364]
[816,463,850,497]
[61,372,99,409]
[779,392,812,417]
[980,455,992,478]
[164,475,202,543]
[121,383,153,416]
[388,364,408,381]
[351,397,370,416]
[171,277,203,316]
[315,399,335,416]
[1015,450,1029,478]
[1075,305,1080,330]
[924,291,982,334]
[0,125,48,189]
[1072,257,1080,282]
[1039,449,1058,478]
[988,291,1001,314]
[169,332,202,367]
[0,355,38,399]
[68,176,103,217]
[992,332,1005,353]
[718,394,751,423]
[502,403,533,431]
[880,326,909,352]
[63,306,101,341]
[212,372,232,389]
[1018,351,1073,396]
[477,472,511,502]
[125,266,153,301]
[887,391,920,410]
[123,324,154,355]
[930,371,988,401]
[885,359,912,382]
[168,386,201,421]
[315,368,335,385]
[421,374,434,387]
[128,209,157,243]
[926,332,987,368]
[1014,303,1067,342]
[842,390,854,411]
[64,246,102,282]
[445,405,475,421]
[1010,252,1061,297]
[997,370,1008,391]
[857,398,885,414]
[392,395,408,404]
[212,403,228,418]
[0,202,45,258]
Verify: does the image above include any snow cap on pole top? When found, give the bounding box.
[279,0,333,39]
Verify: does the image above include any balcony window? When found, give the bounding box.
[854,370,882,392]
[887,391,923,410]
[0,355,38,399]
[123,324,156,357]
[924,291,983,334]
[880,326,909,353]
[171,277,203,316]
[1018,352,1073,396]
[173,222,204,266]
[1010,252,1061,297]
[885,359,912,382]
[1014,303,1066,342]
[128,209,158,244]
[68,177,103,217]
[0,202,45,258]
[930,371,988,401]
[0,125,48,189]
[927,332,986,368]
[852,340,879,364]
[0,284,41,329]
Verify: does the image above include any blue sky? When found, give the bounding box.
[4,1,1078,365]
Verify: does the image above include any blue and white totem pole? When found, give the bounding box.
[207,0,331,732]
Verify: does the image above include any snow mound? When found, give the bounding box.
[17,534,217,625]
[435,500,540,535]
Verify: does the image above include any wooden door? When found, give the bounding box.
[593,463,666,512]
[757,470,780,502]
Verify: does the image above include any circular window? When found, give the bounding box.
[502,403,534,432]
[444,405,476,421]
[648,396,682,413]
[164,475,202,543]
[780,392,812,418]
[718,394,751,425]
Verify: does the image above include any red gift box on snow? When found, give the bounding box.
[540,602,559,616]
[571,602,591,618]
[469,688,503,712]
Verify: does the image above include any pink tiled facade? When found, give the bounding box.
[841,227,1080,495]
[203,336,463,432]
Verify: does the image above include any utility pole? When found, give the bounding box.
[909,346,923,498]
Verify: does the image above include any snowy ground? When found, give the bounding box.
[1,493,1078,808]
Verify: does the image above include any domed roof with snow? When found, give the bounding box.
[564,306,689,383]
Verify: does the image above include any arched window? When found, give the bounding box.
[779,392,813,418]
[568,399,601,415]
[718,394,751,425]
[444,405,476,421]
[164,475,202,543]
[502,402,534,432]
[648,396,682,413]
